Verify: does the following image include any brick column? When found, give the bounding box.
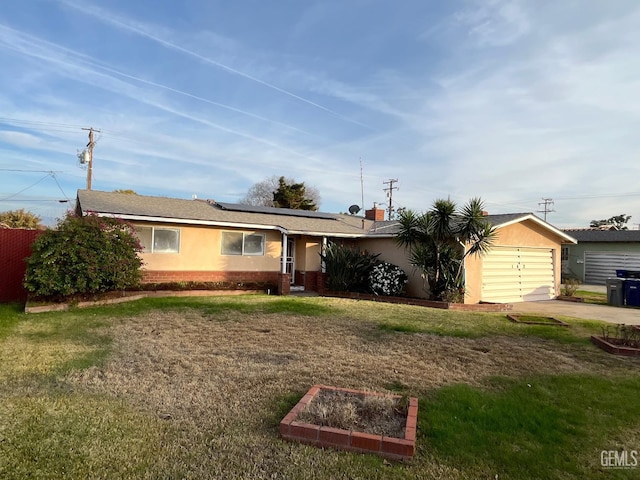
[278,273,291,295]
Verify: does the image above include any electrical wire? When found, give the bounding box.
[0,173,51,201]
[0,117,85,130]
[50,172,70,200]
[0,168,63,173]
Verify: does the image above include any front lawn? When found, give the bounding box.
[0,297,638,479]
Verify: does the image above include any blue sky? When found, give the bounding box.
[1,0,639,228]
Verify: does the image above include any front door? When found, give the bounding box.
[285,237,295,284]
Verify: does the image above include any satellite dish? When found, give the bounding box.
[348,204,361,215]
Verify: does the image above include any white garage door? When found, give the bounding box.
[584,251,640,285]
[481,247,555,303]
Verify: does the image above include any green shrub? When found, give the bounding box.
[24,213,143,298]
[320,242,379,292]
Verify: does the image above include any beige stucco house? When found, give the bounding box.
[76,190,575,303]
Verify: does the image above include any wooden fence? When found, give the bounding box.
[0,229,42,303]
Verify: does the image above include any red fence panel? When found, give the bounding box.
[0,229,43,303]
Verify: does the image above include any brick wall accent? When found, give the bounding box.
[316,272,326,295]
[302,271,318,291]
[141,270,278,285]
[278,273,291,295]
[0,229,43,303]
[322,291,513,311]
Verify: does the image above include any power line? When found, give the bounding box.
[0,117,85,130]
[0,168,64,173]
[0,173,51,201]
[50,172,70,201]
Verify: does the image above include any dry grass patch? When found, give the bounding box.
[297,388,407,437]
[69,309,601,416]
[60,307,627,478]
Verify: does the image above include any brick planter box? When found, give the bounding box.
[507,314,569,327]
[322,291,512,312]
[590,335,640,356]
[280,385,418,461]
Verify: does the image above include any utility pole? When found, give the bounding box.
[81,127,100,190]
[383,178,398,220]
[537,197,555,221]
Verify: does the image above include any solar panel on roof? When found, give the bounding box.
[215,202,337,220]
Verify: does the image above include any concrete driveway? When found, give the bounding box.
[512,300,640,325]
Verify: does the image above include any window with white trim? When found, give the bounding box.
[221,231,265,256]
[561,246,569,261]
[135,226,180,253]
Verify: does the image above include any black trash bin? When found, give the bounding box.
[625,279,640,307]
[606,278,626,307]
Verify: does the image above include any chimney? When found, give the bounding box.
[365,207,385,221]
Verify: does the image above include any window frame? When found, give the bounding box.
[136,226,181,254]
[221,231,265,256]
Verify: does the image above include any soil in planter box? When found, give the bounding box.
[297,389,407,438]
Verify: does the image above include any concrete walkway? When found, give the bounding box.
[512,300,640,325]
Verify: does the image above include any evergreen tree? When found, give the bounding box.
[272,176,318,211]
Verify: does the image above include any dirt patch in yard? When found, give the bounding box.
[61,308,631,478]
[69,309,609,424]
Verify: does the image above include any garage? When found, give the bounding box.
[584,251,640,285]
[463,213,576,304]
[481,246,555,303]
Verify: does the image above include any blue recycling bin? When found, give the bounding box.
[616,269,629,278]
[625,279,640,307]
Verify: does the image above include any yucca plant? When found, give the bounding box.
[396,197,496,301]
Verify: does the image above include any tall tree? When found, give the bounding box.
[590,214,631,230]
[396,198,496,301]
[0,209,42,229]
[238,175,321,208]
[273,176,318,210]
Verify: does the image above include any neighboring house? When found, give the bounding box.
[561,229,640,284]
[76,190,575,303]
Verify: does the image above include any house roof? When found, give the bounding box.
[485,213,577,244]
[562,228,640,243]
[76,190,576,243]
[76,190,383,238]
[369,212,576,243]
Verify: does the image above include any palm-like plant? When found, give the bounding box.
[396,197,496,301]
